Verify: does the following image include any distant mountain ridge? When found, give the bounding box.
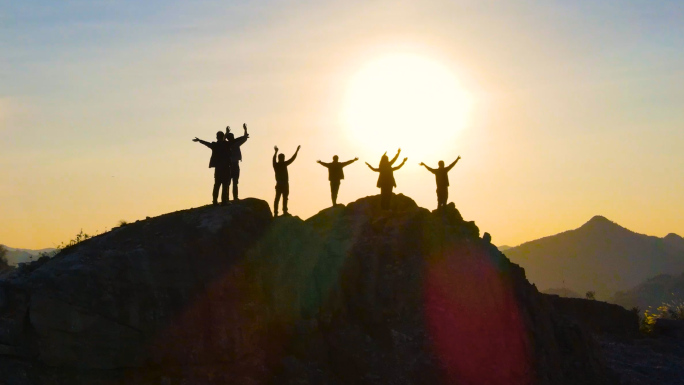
[503,216,684,299]
[0,245,57,266]
[612,273,684,310]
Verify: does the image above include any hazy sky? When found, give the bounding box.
[2,0,683,249]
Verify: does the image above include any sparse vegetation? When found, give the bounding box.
[57,229,92,250]
[118,220,128,227]
[585,291,596,300]
[640,299,684,334]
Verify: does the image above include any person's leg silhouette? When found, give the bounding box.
[282,184,290,214]
[212,182,220,205]
[331,181,340,206]
[274,186,282,216]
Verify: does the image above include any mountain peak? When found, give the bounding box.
[664,233,683,241]
[579,215,619,230]
[586,215,611,224]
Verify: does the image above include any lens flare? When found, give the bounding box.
[424,244,532,385]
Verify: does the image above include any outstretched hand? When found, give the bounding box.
[419,162,424,166]
[226,126,231,133]
[403,157,408,162]
[365,162,371,167]
[354,157,359,161]
[193,137,200,142]
[457,156,461,161]
[297,145,301,151]
[243,123,247,133]
[274,146,278,152]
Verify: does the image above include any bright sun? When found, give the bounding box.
[343,55,471,158]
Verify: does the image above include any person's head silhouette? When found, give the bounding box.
[278,153,285,162]
[380,154,389,167]
[438,160,445,168]
[333,155,339,162]
[216,131,225,141]
[226,133,235,141]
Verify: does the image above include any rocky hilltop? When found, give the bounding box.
[0,195,617,384]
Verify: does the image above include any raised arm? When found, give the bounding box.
[243,123,248,135]
[233,134,249,146]
[365,162,379,172]
[285,145,301,165]
[446,156,461,171]
[341,157,359,167]
[193,137,212,148]
[317,160,331,167]
[392,157,408,171]
[389,149,401,165]
[273,146,278,167]
[419,162,436,173]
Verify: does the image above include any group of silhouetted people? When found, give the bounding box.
[194,126,461,215]
[193,124,249,205]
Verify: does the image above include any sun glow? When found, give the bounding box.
[343,55,472,158]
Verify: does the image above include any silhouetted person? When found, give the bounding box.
[366,149,407,210]
[420,156,461,208]
[226,123,249,201]
[193,132,232,205]
[317,155,359,206]
[273,145,301,216]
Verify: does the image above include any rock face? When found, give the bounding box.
[0,195,617,384]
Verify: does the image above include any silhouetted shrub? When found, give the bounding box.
[57,229,92,251]
[641,299,684,334]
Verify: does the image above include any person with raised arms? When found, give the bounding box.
[226,123,249,201]
[419,156,461,209]
[273,145,301,216]
[317,155,359,206]
[193,131,232,205]
[366,149,407,210]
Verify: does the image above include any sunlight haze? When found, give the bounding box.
[1,0,683,249]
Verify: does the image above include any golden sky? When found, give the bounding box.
[1,1,683,249]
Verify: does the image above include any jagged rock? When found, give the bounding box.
[0,195,618,384]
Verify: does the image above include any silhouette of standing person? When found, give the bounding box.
[273,145,301,216]
[317,155,359,206]
[366,149,407,210]
[420,156,461,208]
[193,132,232,205]
[226,123,249,201]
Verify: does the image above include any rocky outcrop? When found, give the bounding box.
[0,195,618,384]
[544,295,639,338]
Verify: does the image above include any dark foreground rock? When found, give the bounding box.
[544,295,640,339]
[599,335,684,385]
[0,195,618,384]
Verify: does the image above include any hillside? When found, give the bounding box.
[504,216,684,299]
[611,273,684,310]
[0,196,617,384]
